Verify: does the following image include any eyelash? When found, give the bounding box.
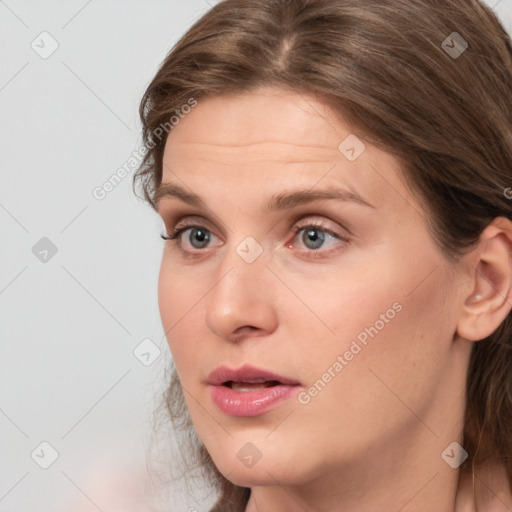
[160,219,349,259]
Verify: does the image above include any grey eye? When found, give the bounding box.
[187,227,211,249]
[300,227,326,250]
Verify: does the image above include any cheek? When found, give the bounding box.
[293,244,452,385]
[280,253,406,359]
[297,261,455,432]
[157,258,203,369]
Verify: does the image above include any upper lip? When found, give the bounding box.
[207,364,301,386]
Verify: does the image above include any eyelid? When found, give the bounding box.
[275,205,354,239]
[292,216,350,236]
[165,215,220,237]
[166,215,347,240]
[161,207,229,232]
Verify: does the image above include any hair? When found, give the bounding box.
[132,0,512,510]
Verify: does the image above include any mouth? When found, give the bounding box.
[222,379,282,392]
[207,364,302,417]
[207,364,301,387]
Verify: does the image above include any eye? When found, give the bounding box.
[161,224,218,250]
[290,222,348,255]
[161,218,350,258]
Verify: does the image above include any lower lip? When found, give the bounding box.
[209,384,301,417]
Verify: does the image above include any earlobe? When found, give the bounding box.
[456,217,512,342]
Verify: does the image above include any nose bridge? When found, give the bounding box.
[204,236,276,339]
[217,232,268,286]
[210,235,269,305]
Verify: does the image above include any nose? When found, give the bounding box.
[204,241,278,343]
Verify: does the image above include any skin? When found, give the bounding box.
[156,86,512,512]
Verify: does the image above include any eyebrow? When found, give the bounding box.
[154,182,376,212]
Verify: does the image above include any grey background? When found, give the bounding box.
[0,1,510,511]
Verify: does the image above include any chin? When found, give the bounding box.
[223,469,276,488]
[209,449,312,488]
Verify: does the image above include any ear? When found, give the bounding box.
[457,217,512,342]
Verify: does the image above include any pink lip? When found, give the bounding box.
[207,364,301,386]
[207,364,302,417]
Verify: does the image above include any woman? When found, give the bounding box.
[133,0,512,510]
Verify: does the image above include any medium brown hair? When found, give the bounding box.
[133,0,512,510]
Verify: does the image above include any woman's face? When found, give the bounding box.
[156,87,472,490]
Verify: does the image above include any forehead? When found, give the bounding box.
[166,88,342,160]
[161,87,419,218]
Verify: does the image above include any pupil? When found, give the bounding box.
[191,228,210,248]
[304,228,324,249]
